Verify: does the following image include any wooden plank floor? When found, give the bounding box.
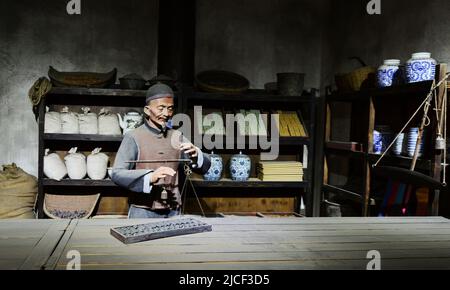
[1,216,450,270]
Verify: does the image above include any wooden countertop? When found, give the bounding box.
[1,216,450,270]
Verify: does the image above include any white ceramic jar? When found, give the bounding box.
[406,52,437,83]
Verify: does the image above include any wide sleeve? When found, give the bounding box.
[111,133,153,193]
[193,150,211,175]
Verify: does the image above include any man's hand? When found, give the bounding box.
[151,167,176,184]
[180,142,199,158]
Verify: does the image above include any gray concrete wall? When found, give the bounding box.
[324,0,450,141]
[0,0,158,177]
[195,0,327,90]
[323,0,450,142]
[323,0,450,88]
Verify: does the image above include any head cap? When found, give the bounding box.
[145,83,174,104]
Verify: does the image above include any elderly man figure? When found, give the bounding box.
[112,83,211,218]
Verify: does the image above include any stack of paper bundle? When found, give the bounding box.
[237,109,268,136]
[257,161,303,181]
[276,111,307,137]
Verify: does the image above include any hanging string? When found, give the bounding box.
[434,85,442,136]
[178,163,206,217]
[443,80,447,185]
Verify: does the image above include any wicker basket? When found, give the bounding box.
[195,70,249,94]
[48,66,117,88]
[44,193,100,219]
[335,66,376,92]
[335,57,376,92]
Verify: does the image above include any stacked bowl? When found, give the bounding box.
[407,127,425,157]
[392,133,405,156]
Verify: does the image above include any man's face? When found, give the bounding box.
[144,97,174,127]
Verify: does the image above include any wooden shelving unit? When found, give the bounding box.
[36,86,317,218]
[319,64,447,217]
[181,88,317,216]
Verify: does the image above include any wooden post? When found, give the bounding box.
[313,95,327,217]
[431,64,447,215]
[37,99,46,218]
[363,97,376,216]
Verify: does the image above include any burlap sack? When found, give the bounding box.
[0,164,37,219]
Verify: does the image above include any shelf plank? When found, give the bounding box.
[367,153,431,171]
[190,178,307,188]
[44,133,123,142]
[322,184,375,206]
[328,80,434,102]
[45,87,147,106]
[42,179,117,187]
[186,89,313,103]
[43,134,308,146]
[47,87,147,97]
[46,87,314,105]
[324,147,431,171]
[280,137,310,145]
[42,178,307,189]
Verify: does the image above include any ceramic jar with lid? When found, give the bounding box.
[406,52,437,83]
[377,59,401,87]
[203,151,223,181]
[229,151,251,181]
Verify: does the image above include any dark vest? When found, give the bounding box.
[129,125,183,210]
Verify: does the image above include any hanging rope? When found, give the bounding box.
[28,77,52,121]
[442,80,448,185]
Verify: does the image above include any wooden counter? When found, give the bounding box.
[1,216,450,270]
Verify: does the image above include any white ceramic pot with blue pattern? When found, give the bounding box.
[230,151,251,181]
[203,151,223,181]
[406,52,436,83]
[377,59,400,87]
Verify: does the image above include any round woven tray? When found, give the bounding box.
[195,70,249,94]
[43,193,100,219]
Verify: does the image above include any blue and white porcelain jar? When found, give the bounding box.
[377,59,401,87]
[373,126,393,154]
[406,52,437,83]
[203,151,223,181]
[373,130,383,154]
[229,151,251,181]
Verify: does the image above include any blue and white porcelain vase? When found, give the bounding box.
[230,151,251,181]
[203,151,223,181]
[377,59,401,87]
[406,52,436,83]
